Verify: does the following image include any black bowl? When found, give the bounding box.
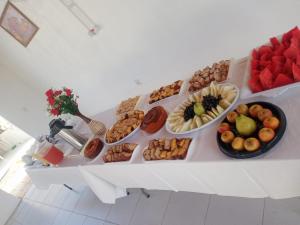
[217,101,287,159]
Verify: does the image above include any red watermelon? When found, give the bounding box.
[259,68,273,89]
[248,78,263,93]
[249,27,300,93]
[292,63,300,81]
[273,73,294,88]
[270,37,280,47]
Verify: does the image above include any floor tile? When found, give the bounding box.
[37,204,60,225]
[263,197,300,225]
[83,217,104,225]
[66,213,86,225]
[51,185,71,208]
[44,185,63,205]
[74,187,111,219]
[106,189,140,225]
[205,195,264,225]
[23,185,35,199]
[52,209,72,225]
[13,199,33,223]
[162,191,210,225]
[62,191,81,211]
[129,190,171,225]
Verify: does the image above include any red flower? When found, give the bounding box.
[54,90,62,96]
[45,89,53,98]
[48,97,55,106]
[65,88,72,96]
[51,108,60,116]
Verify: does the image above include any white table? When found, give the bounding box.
[26,59,300,203]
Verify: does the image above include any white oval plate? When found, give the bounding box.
[165,83,240,135]
[104,126,141,146]
[141,137,196,163]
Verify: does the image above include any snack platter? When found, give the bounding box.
[64,31,298,166]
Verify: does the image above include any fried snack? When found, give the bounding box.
[103,143,137,163]
[105,110,144,143]
[143,138,192,161]
[116,96,140,117]
[149,80,183,104]
[189,60,230,92]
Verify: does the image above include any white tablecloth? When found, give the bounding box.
[26,59,300,203]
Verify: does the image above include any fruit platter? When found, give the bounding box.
[142,137,194,161]
[241,26,300,99]
[166,82,239,134]
[217,102,286,159]
[105,110,144,145]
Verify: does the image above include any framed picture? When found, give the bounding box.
[0,1,39,47]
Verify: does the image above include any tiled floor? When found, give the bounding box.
[5,184,300,225]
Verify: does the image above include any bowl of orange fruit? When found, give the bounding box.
[216,101,286,159]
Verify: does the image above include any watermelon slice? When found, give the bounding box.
[284,45,298,59]
[273,73,294,88]
[259,68,274,89]
[258,45,273,56]
[273,44,285,56]
[292,63,300,81]
[252,49,258,59]
[270,37,280,47]
[296,53,300,66]
[248,78,263,93]
[283,58,293,76]
[251,59,259,70]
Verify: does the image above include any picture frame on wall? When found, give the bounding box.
[0,1,39,47]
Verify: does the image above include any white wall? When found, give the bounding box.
[1,0,300,133]
[0,62,49,137]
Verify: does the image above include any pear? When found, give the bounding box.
[236,115,257,136]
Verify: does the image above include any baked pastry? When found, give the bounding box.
[84,138,104,159]
[189,60,230,92]
[103,143,137,163]
[143,138,192,161]
[116,96,140,118]
[149,80,183,104]
[141,106,167,134]
[105,110,144,143]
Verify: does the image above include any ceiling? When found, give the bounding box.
[1,0,300,115]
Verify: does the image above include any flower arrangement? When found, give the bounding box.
[45,87,79,116]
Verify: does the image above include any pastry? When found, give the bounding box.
[105,110,144,143]
[103,143,137,163]
[143,138,192,161]
[141,106,168,134]
[84,138,104,159]
[188,60,230,92]
[149,80,183,104]
[116,96,140,118]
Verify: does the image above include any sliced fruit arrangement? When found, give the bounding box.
[166,82,238,134]
[188,60,230,92]
[217,102,286,159]
[249,26,300,93]
[149,80,183,104]
[143,138,192,161]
